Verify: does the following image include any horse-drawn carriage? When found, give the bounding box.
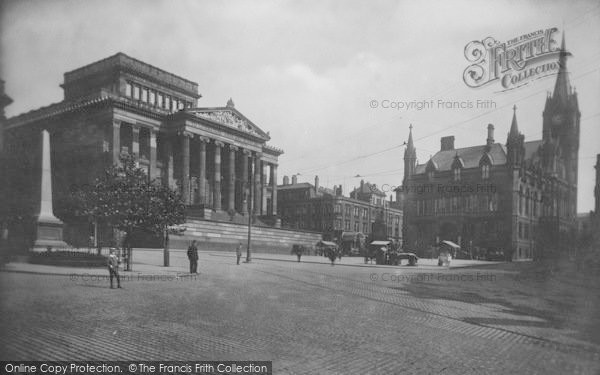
[365,241,418,266]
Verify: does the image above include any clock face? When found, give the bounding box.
[552,114,563,125]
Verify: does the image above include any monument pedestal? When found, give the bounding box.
[32,217,68,252]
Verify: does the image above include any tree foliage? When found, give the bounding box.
[73,154,186,242]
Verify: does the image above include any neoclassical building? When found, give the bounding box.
[399,37,580,260]
[0,53,285,249]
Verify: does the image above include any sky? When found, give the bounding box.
[1,0,599,212]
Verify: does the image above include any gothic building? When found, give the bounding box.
[0,53,287,250]
[399,35,580,260]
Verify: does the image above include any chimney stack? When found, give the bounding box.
[292,175,298,185]
[314,175,319,192]
[487,124,495,146]
[283,175,289,185]
[440,136,455,151]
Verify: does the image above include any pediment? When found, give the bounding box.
[187,107,269,140]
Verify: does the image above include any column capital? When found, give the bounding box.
[178,130,194,138]
[132,124,141,133]
[242,149,252,157]
[112,120,121,128]
[214,140,225,148]
[229,145,239,152]
[196,135,211,143]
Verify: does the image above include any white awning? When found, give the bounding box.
[370,241,391,246]
[441,240,460,248]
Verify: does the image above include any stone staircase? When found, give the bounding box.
[169,218,322,254]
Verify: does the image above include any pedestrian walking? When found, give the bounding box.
[107,248,121,289]
[187,240,199,274]
[236,243,243,265]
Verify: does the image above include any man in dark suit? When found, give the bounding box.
[107,248,121,289]
[187,240,199,274]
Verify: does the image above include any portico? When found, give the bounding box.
[108,100,282,218]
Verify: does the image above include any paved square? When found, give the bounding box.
[1,251,599,374]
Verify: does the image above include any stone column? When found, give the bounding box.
[165,135,174,188]
[271,163,278,216]
[254,154,261,216]
[213,141,224,210]
[149,129,157,180]
[261,161,268,214]
[228,145,238,212]
[112,120,121,164]
[132,125,140,158]
[181,132,191,205]
[241,150,250,215]
[197,136,209,205]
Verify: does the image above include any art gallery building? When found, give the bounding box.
[0,53,321,251]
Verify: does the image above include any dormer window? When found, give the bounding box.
[479,153,492,180]
[482,164,490,179]
[428,170,434,181]
[454,167,461,181]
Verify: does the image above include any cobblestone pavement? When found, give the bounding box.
[1,251,599,374]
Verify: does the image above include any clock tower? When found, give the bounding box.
[541,32,580,187]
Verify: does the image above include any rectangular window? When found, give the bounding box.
[157,93,164,107]
[164,96,171,110]
[149,91,156,105]
[125,82,132,97]
[141,88,148,102]
[133,85,140,100]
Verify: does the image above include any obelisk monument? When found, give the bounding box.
[33,129,68,251]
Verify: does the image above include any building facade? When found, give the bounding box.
[0,53,283,249]
[399,37,579,260]
[278,176,402,242]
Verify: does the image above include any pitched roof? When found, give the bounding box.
[352,181,385,197]
[524,140,543,161]
[415,143,507,174]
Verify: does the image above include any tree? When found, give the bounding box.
[72,154,186,269]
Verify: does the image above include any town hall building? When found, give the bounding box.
[399,36,580,260]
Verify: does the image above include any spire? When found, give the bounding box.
[509,105,519,139]
[552,31,572,106]
[404,124,416,159]
[403,124,417,182]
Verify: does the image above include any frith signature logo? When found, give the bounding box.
[463,28,563,91]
